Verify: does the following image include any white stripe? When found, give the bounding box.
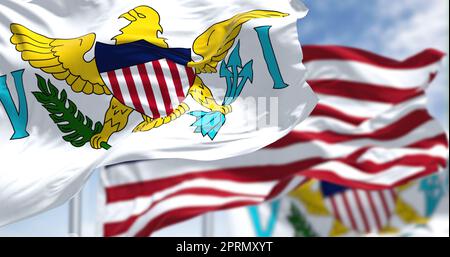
[383,190,396,214]
[101,73,111,92]
[356,190,377,233]
[370,191,388,228]
[160,59,182,107]
[344,191,365,232]
[333,194,353,230]
[331,121,444,149]
[305,60,441,89]
[129,65,153,115]
[114,69,134,108]
[177,63,192,93]
[104,178,276,223]
[118,195,264,236]
[301,96,427,133]
[145,62,167,117]
[357,145,448,163]
[313,161,424,185]
[316,94,393,118]
[324,198,334,216]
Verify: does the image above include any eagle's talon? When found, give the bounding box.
[212,105,232,115]
[224,105,232,114]
[90,133,110,149]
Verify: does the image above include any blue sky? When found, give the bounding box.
[0,0,448,236]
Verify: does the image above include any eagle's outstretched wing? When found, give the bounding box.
[188,10,288,74]
[10,24,110,95]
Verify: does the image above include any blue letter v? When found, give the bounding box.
[0,69,29,139]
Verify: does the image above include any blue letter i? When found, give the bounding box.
[255,26,289,89]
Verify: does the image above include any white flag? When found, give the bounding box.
[0,0,314,226]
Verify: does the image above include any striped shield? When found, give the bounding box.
[321,181,397,234]
[95,41,196,118]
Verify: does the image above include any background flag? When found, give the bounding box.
[98,46,448,236]
[221,172,449,237]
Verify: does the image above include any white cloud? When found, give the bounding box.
[373,0,449,57]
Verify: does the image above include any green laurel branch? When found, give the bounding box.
[32,74,110,150]
[288,203,318,237]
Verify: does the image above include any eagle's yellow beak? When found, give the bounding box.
[119,9,144,22]
[118,6,160,21]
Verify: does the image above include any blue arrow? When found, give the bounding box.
[234,60,253,100]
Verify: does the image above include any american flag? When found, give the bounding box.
[321,181,397,233]
[99,46,448,237]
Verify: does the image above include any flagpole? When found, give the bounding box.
[68,192,82,237]
[201,212,214,237]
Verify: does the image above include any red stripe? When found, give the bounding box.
[343,154,446,174]
[185,66,195,86]
[152,61,173,114]
[300,164,440,190]
[408,134,449,148]
[378,191,391,220]
[137,64,160,118]
[310,103,368,125]
[107,71,124,103]
[269,109,432,147]
[122,67,145,114]
[105,200,259,237]
[266,178,293,200]
[353,190,370,233]
[270,132,447,152]
[303,46,445,69]
[308,80,424,104]
[133,201,259,237]
[330,197,344,227]
[104,187,264,236]
[389,189,397,212]
[267,177,308,200]
[366,191,383,231]
[341,193,358,231]
[166,60,185,100]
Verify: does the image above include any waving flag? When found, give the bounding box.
[0,0,314,227]
[98,46,448,236]
[222,172,449,237]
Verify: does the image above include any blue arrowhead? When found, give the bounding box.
[234,61,253,98]
[239,60,253,83]
[219,60,232,78]
[227,41,242,68]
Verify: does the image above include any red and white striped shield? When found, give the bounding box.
[324,188,398,234]
[101,59,196,118]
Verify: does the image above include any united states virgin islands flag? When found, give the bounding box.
[0,0,315,226]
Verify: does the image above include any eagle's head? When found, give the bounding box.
[113,5,168,48]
